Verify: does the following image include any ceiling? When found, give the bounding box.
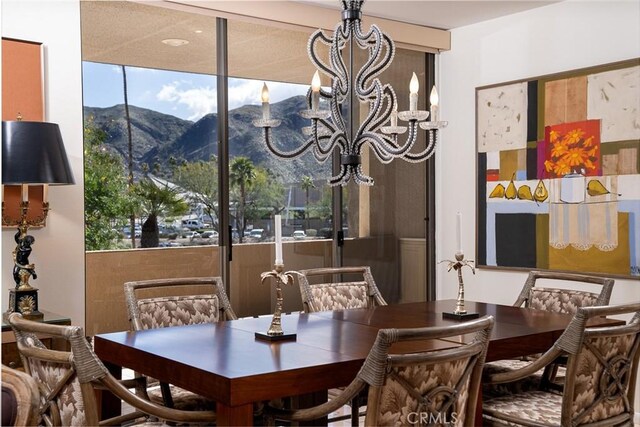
[297,0,560,30]
[81,0,559,79]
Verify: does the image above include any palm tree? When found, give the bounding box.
[122,65,136,248]
[135,178,189,248]
[230,157,256,243]
[300,175,316,231]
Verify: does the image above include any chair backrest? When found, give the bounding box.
[514,271,614,314]
[557,303,640,426]
[359,316,494,427]
[2,364,40,426]
[124,276,237,331]
[8,313,108,426]
[9,313,216,426]
[294,266,387,313]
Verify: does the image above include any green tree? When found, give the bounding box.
[300,175,316,230]
[173,158,219,228]
[244,169,286,230]
[230,157,256,243]
[83,120,131,250]
[134,178,189,248]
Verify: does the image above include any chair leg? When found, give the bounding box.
[160,382,174,408]
[351,398,359,427]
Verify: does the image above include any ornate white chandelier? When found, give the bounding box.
[253,0,447,186]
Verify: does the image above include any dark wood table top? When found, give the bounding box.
[94,299,592,425]
[94,311,459,406]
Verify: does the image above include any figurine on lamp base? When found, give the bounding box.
[3,202,45,321]
[441,251,479,321]
[255,264,297,342]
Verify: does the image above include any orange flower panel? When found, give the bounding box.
[543,120,601,178]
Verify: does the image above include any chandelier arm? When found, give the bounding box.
[402,129,439,162]
[354,163,374,186]
[308,29,341,84]
[359,136,394,164]
[366,85,396,131]
[358,121,419,159]
[355,81,384,137]
[263,127,318,159]
[328,163,350,186]
[354,23,395,94]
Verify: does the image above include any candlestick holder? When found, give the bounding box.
[440,252,479,321]
[255,264,297,341]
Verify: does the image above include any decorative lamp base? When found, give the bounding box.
[442,311,480,321]
[255,331,297,342]
[4,288,44,321]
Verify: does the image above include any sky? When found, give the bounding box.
[82,61,309,122]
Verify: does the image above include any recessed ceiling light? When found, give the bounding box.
[194,30,203,34]
[161,38,189,47]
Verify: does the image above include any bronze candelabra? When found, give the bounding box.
[256,264,296,341]
[441,251,479,321]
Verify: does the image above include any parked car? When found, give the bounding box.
[292,230,306,240]
[200,230,218,239]
[249,229,265,240]
[182,219,204,230]
[184,231,201,241]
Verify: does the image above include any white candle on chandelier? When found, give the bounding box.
[390,106,398,127]
[21,184,29,203]
[409,72,419,112]
[456,211,462,254]
[274,214,283,265]
[261,82,270,120]
[311,71,321,111]
[430,86,439,123]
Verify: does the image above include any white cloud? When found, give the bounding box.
[156,81,216,121]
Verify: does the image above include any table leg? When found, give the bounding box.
[217,402,254,426]
[97,360,122,420]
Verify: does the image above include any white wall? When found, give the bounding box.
[1,0,85,328]
[439,0,640,416]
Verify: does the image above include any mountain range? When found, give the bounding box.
[83,95,328,183]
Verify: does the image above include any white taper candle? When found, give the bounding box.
[275,214,283,265]
[456,212,462,254]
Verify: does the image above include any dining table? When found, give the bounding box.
[94,299,586,426]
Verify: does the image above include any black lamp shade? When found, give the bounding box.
[2,121,75,185]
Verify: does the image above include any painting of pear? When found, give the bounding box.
[587,179,620,197]
[489,184,505,198]
[534,180,548,202]
[505,176,517,200]
[517,185,534,201]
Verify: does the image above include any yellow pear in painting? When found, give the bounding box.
[489,184,505,198]
[517,185,534,201]
[534,179,548,202]
[505,176,517,200]
[587,179,620,197]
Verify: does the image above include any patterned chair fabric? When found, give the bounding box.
[124,276,236,411]
[483,271,615,397]
[483,303,640,427]
[8,313,216,426]
[136,294,220,329]
[295,266,387,313]
[265,316,495,427]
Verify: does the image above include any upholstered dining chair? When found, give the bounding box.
[2,364,40,426]
[484,270,615,395]
[124,276,237,410]
[295,266,387,313]
[483,302,640,426]
[294,266,387,424]
[265,315,494,426]
[8,313,216,426]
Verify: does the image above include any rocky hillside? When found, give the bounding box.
[84,96,327,182]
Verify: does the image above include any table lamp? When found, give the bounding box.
[2,120,75,320]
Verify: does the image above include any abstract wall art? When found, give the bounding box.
[476,59,640,278]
